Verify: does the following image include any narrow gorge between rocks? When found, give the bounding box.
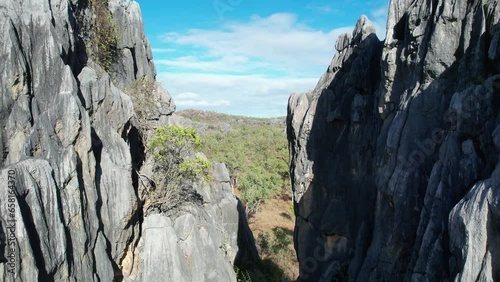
[0,0,499,281]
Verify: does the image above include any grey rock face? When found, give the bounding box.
[108,0,157,89]
[288,1,499,281]
[0,0,253,281]
[133,163,256,282]
[448,166,500,282]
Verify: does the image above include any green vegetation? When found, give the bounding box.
[143,125,210,212]
[125,77,157,120]
[252,228,295,281]
[236,259,289,282]
[236,227,294,282]
[179,157,212,179]
[88,0,119,71]
[235,267,252,282]
[200,123,289,215]
[257,228,293,256]
[149,126,201,162]
[176,110,296,280]
[239,165,282,214]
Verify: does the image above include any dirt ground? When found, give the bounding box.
[248,194,295,236]
[248,193,300,280]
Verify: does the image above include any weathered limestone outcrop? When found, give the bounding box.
[108,0,156,89]
[0,0,256,281]
[288,0,499,281]
[128,163,257,282]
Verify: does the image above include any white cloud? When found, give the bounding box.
[154,12,369,117]
[175,98,231,107]
[155,55,252,72]
[151,48,176,53]
[159,72,318,117]
[159,13,353,74]
[174,91,231,107]
[176,92,199,99]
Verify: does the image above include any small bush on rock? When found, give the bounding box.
[125,77,157,120]
[88,0,119,71]
[143,125,209,212]
[179,157,211,179]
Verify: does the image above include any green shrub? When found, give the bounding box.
[272,228,293,254]
[251,228,296,280]
[143,125,206,212]
[235,267,252,282]
[88,0,119,71]
[149,126,201,163]
[239,165,282,215]
[236,259,288,282]
[257,228,293,256]
[179,157,211,179]
[201,124,289,214]
[255,259,289,282]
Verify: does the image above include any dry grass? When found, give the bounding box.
[248,194,295,235]
[248,192,299,281]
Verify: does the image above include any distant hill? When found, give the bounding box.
[177,109,285,127]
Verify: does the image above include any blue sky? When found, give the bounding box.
[136,0,389,117]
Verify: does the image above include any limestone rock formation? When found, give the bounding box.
[288,0,499,281]
[128,162,257,282]
[0,0,256,281]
